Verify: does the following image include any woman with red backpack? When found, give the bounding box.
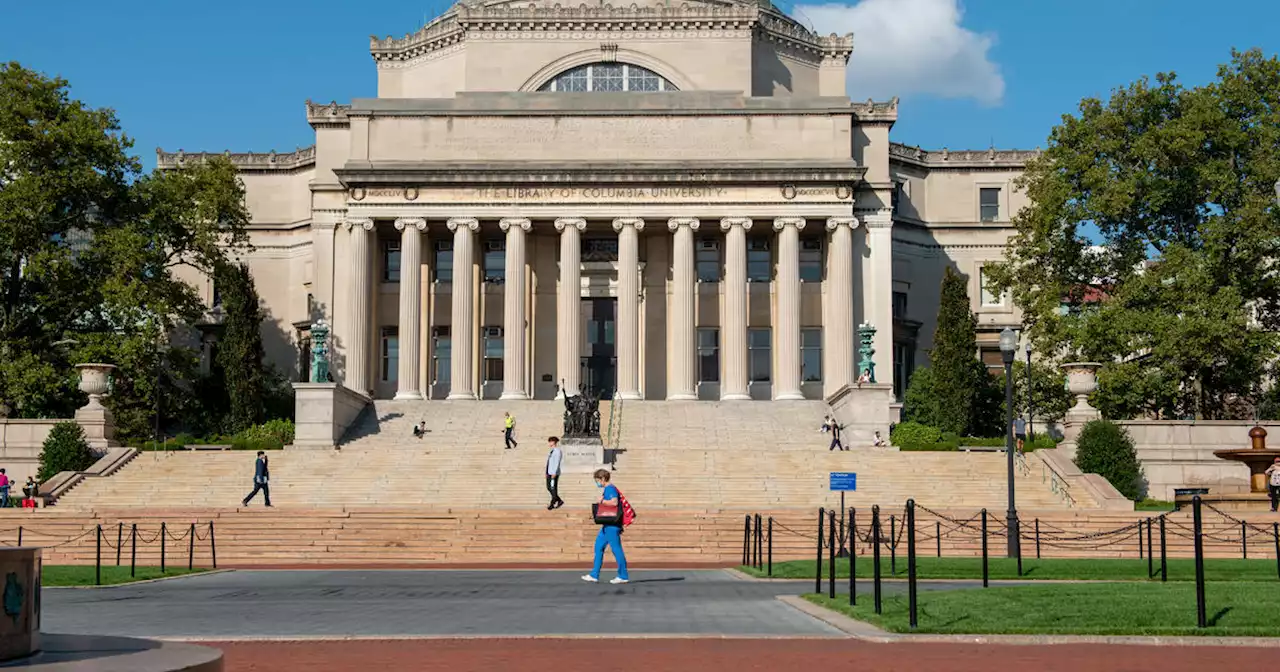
[582,469,633,584]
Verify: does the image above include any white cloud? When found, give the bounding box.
[795,0,1005,105]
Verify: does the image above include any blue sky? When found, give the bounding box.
[2,0,1276,172]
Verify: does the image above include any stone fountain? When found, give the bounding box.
[1202,425,1280,510]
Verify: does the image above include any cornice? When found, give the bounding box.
[889,142,1040,169]
[336,160,865,185]
[306,100,352,128]
[850,98,898,123]
[156,146,316,172]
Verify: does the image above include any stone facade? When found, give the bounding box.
[159,0,1030,402]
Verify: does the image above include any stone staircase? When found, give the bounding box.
[56,399,1091,512]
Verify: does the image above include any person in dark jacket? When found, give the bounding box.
[241,451,272,507]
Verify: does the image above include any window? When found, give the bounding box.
[748,328,771,383]
[538,62,677,92]
[799,239,822,282]
[483,327,503,382]
[893,342,916,400]
[484,239,505,283]
[980,267,1007,307]
[380,327,399,383]
[696,239,721,282]
[747,239,771,282]
[801,328,822,382]
[306,293,315,318]
[892,292,908,320]
[434,241,453,282]
[432,327,451,385]
[892,181,905,214]
[582,238,618,262]
[697,328,720,382]
[980,187,1001,222]
[383,239,401,282]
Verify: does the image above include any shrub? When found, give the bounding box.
[890,421,942,446]
[236,419,294,446]
[38,422,96,481]
[898,441,959,452]
[1074,419,1145,501]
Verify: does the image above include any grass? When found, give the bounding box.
[1136,499,1176,512]
[742,556,1280,582]
[805,581,1280,636]
[42,565,210,587]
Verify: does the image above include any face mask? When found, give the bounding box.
[596,482,605,489]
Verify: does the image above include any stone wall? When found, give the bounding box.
[0,420,58,484]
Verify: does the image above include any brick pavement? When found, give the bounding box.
[211,638,1277,672]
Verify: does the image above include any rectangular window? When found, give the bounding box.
[697,328,720,382]
[980,187,1001,222]
[893,342,916,401]
[980,267,1007,307]
[801,328,822,382]
[432,327,451,385]
[434,241,453,282]
[892,181,905,214]
[893,291,908,320]
[799,239,823,282]
[483,239,505,283]
[483,327,504,382]
[748,327,771,382]
[696,239,721,282]
[380,327,399,383]
[747,239,771,282]
[383,239,401,282]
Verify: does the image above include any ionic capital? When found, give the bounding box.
[667,217,701,232]
[499,218,532,233]
[553,218,587,232]
[719,217,753,232]
[825,216,859,231]
[772,217,806,232]
[612,217,645,232]
[393,217,427,232]
[446,217,479,232]
[344,218,374,232]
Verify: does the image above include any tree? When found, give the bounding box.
[1010,361,1073,424]
[215,262,266,433]
[37,421,95,481]
[987,49,1280,420]
[0,63,250,439]
[1074,419,1145,501]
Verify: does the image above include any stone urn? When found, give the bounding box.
[74,363,116,409]
[1062,362,1102,422]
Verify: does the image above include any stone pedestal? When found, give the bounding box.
[559,438,606,473]
[74,364,118,451]
[825,383,895,447]
[291,383,370,450]
[0,547,40,662]
[1059,362,1102,459]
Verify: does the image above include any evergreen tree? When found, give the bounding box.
[215,262,266,433]
[37,421,95,481]
[1075,420,1146,500]
[929,267,982,435]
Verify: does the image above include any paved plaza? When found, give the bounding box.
[42,569,986,639]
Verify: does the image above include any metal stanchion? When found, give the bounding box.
[16,526,21,547]
[907,499,918,630]
[936,521,941,558]
[872,505,882,614]
[210,521,217,570]
[756,514,763,569]
[1241,521,1247,560]
[130,523,137,578]
[1147,519,1154,578]
[160,522,167,573]
[1160,515,1168,583]
[848,507,856,606]
[767,517,773,577]
[95,525,102,586]
[188,523,196,571]
[1035,518,1041,560]
[1138,519,1144,559]
[815,508,825,594]
[116,522,123,566]
[1192,496,1207,628]
[743,515,751,567]
[1273,522,1279,581]
[981,508,989,588]
[889,515,897,576]
[828,511,836,599]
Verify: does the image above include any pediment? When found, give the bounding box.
[460,0,757,11]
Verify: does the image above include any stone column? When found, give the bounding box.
[864,210,895,383]
[773,217,805,400]
[393,217,427,400]
[345,218,374,395]
[446,217,479,400]
[825,217,857,391]
[613,217,645,400]
[720,217,752,400]
[667,218,699,400]
[555,218,586,398]
[499,218,531,400]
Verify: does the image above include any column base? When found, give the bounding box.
[393,391,425,401]
[615,391,643,401]
[720,392,751,401]
[446,391,478,401]
[666,393,698,401]
[499,391,530,401]
[774,391,805,401]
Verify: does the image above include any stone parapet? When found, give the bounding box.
[291,383,371,450]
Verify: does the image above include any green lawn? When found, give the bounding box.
[744,556,1280,582]
[805,581,1280,636]
[42,566,210,587]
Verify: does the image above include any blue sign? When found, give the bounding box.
[829,472,857,491]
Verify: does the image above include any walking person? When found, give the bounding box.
[1266,457,1280,512]
[1013,416,1027,454]
[583,469,630,584]
[241,451,272,508]
[827,417,845,451]
[0,469,10,508]
[546,436,565,510]
[504,411,518,450]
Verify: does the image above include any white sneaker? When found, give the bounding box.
[610,577,629,585]
[581,575,598,582]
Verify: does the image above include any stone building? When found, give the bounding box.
[158,0,1035,405]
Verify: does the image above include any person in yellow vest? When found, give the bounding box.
[503,411,518,450]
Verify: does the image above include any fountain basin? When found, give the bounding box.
[1210,448,1280,493]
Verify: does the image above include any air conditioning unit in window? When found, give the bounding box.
[748,239,770,251]
[802,239,822,251]
[697,240,720,251]
[435,241,452,251]
[485,240,504,252]
[483,327,504,338]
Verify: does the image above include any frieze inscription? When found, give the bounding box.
[350,185,854,204]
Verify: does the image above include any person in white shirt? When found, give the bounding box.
[546,436,565,510]
[1266,457,1280,512]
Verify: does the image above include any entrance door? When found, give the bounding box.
[580,297,617,399]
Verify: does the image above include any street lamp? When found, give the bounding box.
[1025,341,1033,441]
[999,327,1022,559]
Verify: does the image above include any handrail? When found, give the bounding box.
[1025,451,1079,509]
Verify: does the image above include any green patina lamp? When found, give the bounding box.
[857,323,876,383]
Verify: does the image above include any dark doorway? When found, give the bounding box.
[581,297,617,398]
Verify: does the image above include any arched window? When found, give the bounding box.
[538,63,677,92]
